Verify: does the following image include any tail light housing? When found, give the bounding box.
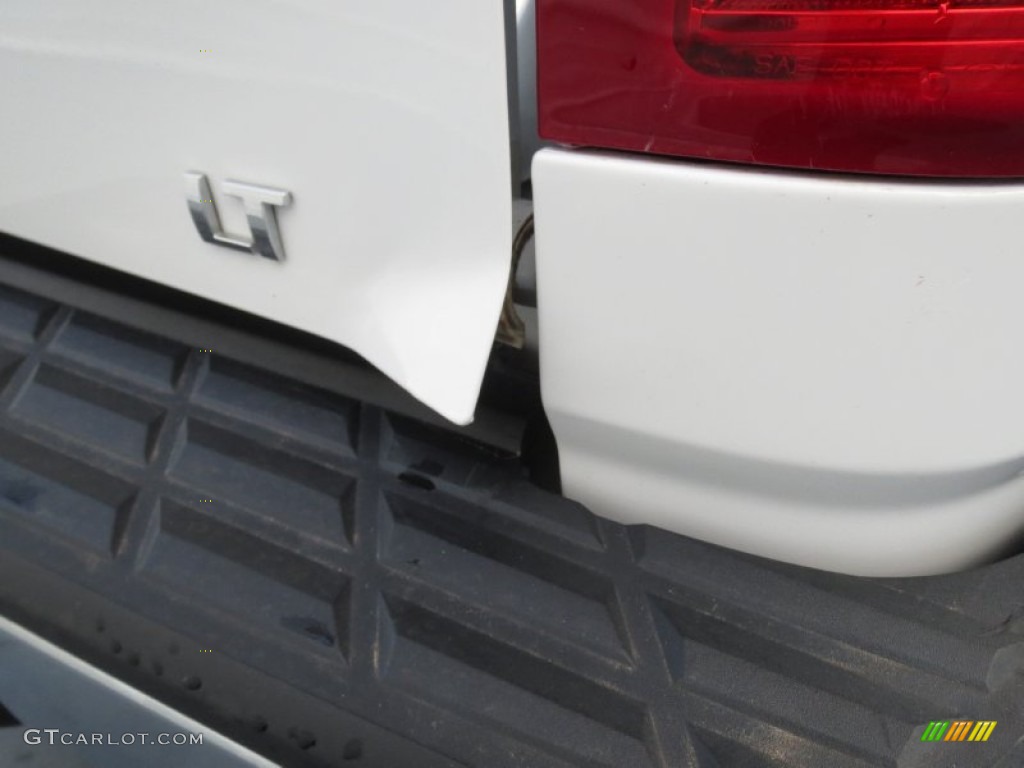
[537,0,1024,176]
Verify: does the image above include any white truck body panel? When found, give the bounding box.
[8,3,1023,576]
[0,1,513,425]
[535,148,1024,576]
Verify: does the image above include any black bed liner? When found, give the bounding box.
[0,255,1022,768]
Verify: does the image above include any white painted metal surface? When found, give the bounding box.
[0,1,512,425]
[534,148,1024,576]
[0,615,277,768]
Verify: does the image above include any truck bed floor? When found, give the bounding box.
[0,275,1022,768]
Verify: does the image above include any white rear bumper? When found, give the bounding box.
[534,148,1024,575]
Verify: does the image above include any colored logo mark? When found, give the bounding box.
[921,721,997,743]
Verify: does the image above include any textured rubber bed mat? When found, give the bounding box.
[0,280,1023,768]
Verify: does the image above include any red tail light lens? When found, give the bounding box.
[537,0,1024,176]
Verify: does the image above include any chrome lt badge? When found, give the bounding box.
[185,172,293,262]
